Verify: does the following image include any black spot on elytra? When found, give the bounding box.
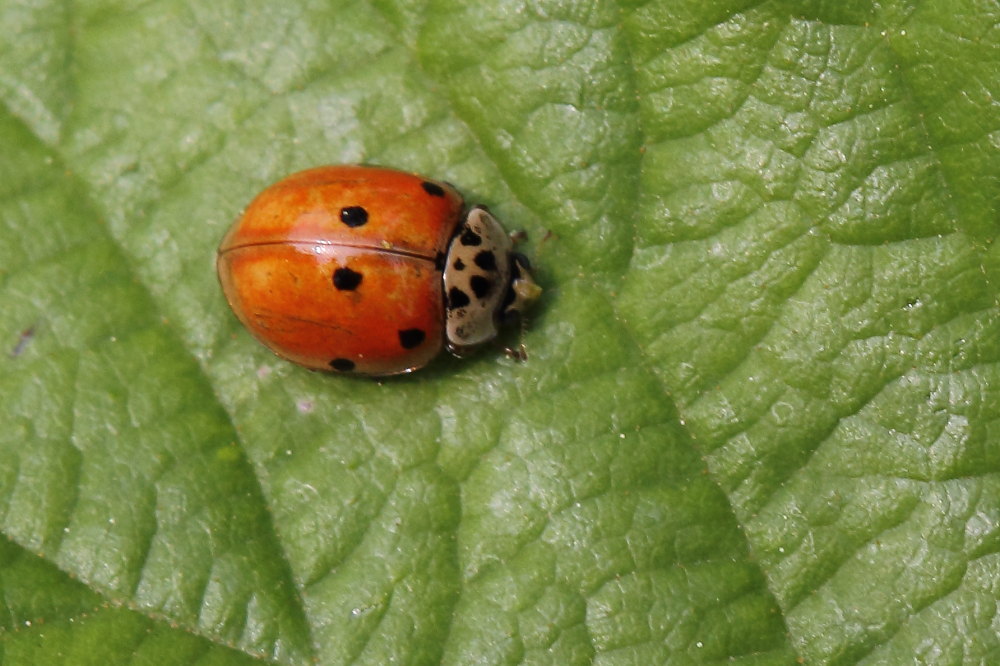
[329,358,355,372]
[422,181,446,197]
[398,328,426,349]
[453,258,466,271]
[474,250,497,271]
[448,287,471,309]
[332,267,363,291]
[470,275,492,299]
[460,228,482,246]
[340,206,368,227]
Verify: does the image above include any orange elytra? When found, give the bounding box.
[217,165,540,376]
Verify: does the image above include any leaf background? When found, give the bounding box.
[2,0,999,664]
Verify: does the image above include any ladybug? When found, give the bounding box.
[217,165,541,376]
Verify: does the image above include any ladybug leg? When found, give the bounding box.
[509,229,529,244]
[503,342,528,362]
[509,228,555,246]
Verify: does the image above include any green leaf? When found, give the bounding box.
[2,0,999,664]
